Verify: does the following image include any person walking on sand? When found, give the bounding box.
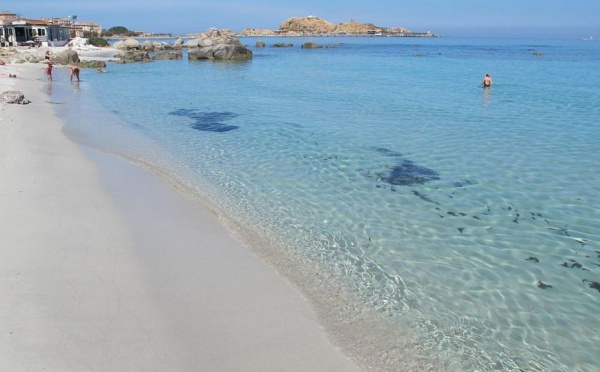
[482,73,493,87]
[46,62,53,81]
[70,64,80,82]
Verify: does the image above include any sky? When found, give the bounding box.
[6,0,600,39]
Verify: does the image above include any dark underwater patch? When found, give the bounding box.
[380,159,440,186]
[169,109,239,132]
[453,179,475,188]
[537,281,553,289]
[412,190,441,205]
[370,147,403,158]
[583,279,600,294]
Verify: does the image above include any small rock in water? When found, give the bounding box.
[536,280,553,289]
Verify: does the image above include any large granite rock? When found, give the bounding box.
[280,16,335,33]
[143,41,155,51]
[188,45,252,60]
[0,90,30,104]
[187,29,252,60]
[301,42,327,49]
[212,44,252,60]
[78,60,107,68]
[53,49,80,65]
[116,50,151,63]
[237,28,277,37]
[12,53,41,64]
[173,38,184,49]
[334,19,384,34]
[152,50,183,60]
[256,15,390,36]
[153,41,171,50]
[113,38,141,51]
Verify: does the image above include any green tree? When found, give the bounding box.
[102,26,136,37]
[83,31,109,47]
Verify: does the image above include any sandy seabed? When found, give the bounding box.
[0,58,360,371]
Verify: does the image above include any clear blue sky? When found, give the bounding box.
[7,0,600,38]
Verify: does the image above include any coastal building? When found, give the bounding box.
[0,10,101,47]
[43,17,102,38]
[68,21,103,38]
[0,10,17,23]
[0,10,16,46]
[0,18,70,47]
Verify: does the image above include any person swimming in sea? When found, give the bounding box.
[482,73,493,87]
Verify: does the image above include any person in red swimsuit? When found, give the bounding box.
[46,63,53,81]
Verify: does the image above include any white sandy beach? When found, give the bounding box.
[0,62,361,371]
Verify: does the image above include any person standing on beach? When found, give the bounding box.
[46,63,53,81]
[70,65,80,82]
[482,73,493,87]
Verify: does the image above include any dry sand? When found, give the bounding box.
[0,62,361,371]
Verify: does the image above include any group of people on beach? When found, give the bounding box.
[44,50,80,83]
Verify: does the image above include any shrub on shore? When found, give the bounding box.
[83,31,109,47]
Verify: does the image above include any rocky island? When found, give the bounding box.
[236,15,436,38]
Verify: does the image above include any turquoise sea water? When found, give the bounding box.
[53,37,599,370]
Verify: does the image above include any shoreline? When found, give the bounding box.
[0,63,362,370]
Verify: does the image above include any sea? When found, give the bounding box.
[49,36,599,371]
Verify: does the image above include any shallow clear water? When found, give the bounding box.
[55,37,600,370]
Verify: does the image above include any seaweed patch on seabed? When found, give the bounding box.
[365,148,600,296]
[169,109,239,132]
[382,160,440,186]
[367,147,440,186]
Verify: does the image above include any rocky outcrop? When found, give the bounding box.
[143,41,155,52]
[152,50,183,60]
[280,16,335,33]
[188,45,252,60]
[238,28,277,37]
[173,38,184,49]
[0,90,30,104]
[116,50,151,63]
[255,41,265,48]
[301,42,327,49]
[272,43,293,48]
[152,41,172,50]
[238,15,417,37]
[10,53,41,64]
[113,38,141,51]
[187,29,252,61]
[334,19,384,34]
[78,60,107,68]
[53,50,80,65]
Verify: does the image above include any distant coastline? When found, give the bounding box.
[106,31,439,41]
[107,15,439,40]
[235,32,438,38]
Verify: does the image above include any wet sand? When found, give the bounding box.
[0,62,360,371]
